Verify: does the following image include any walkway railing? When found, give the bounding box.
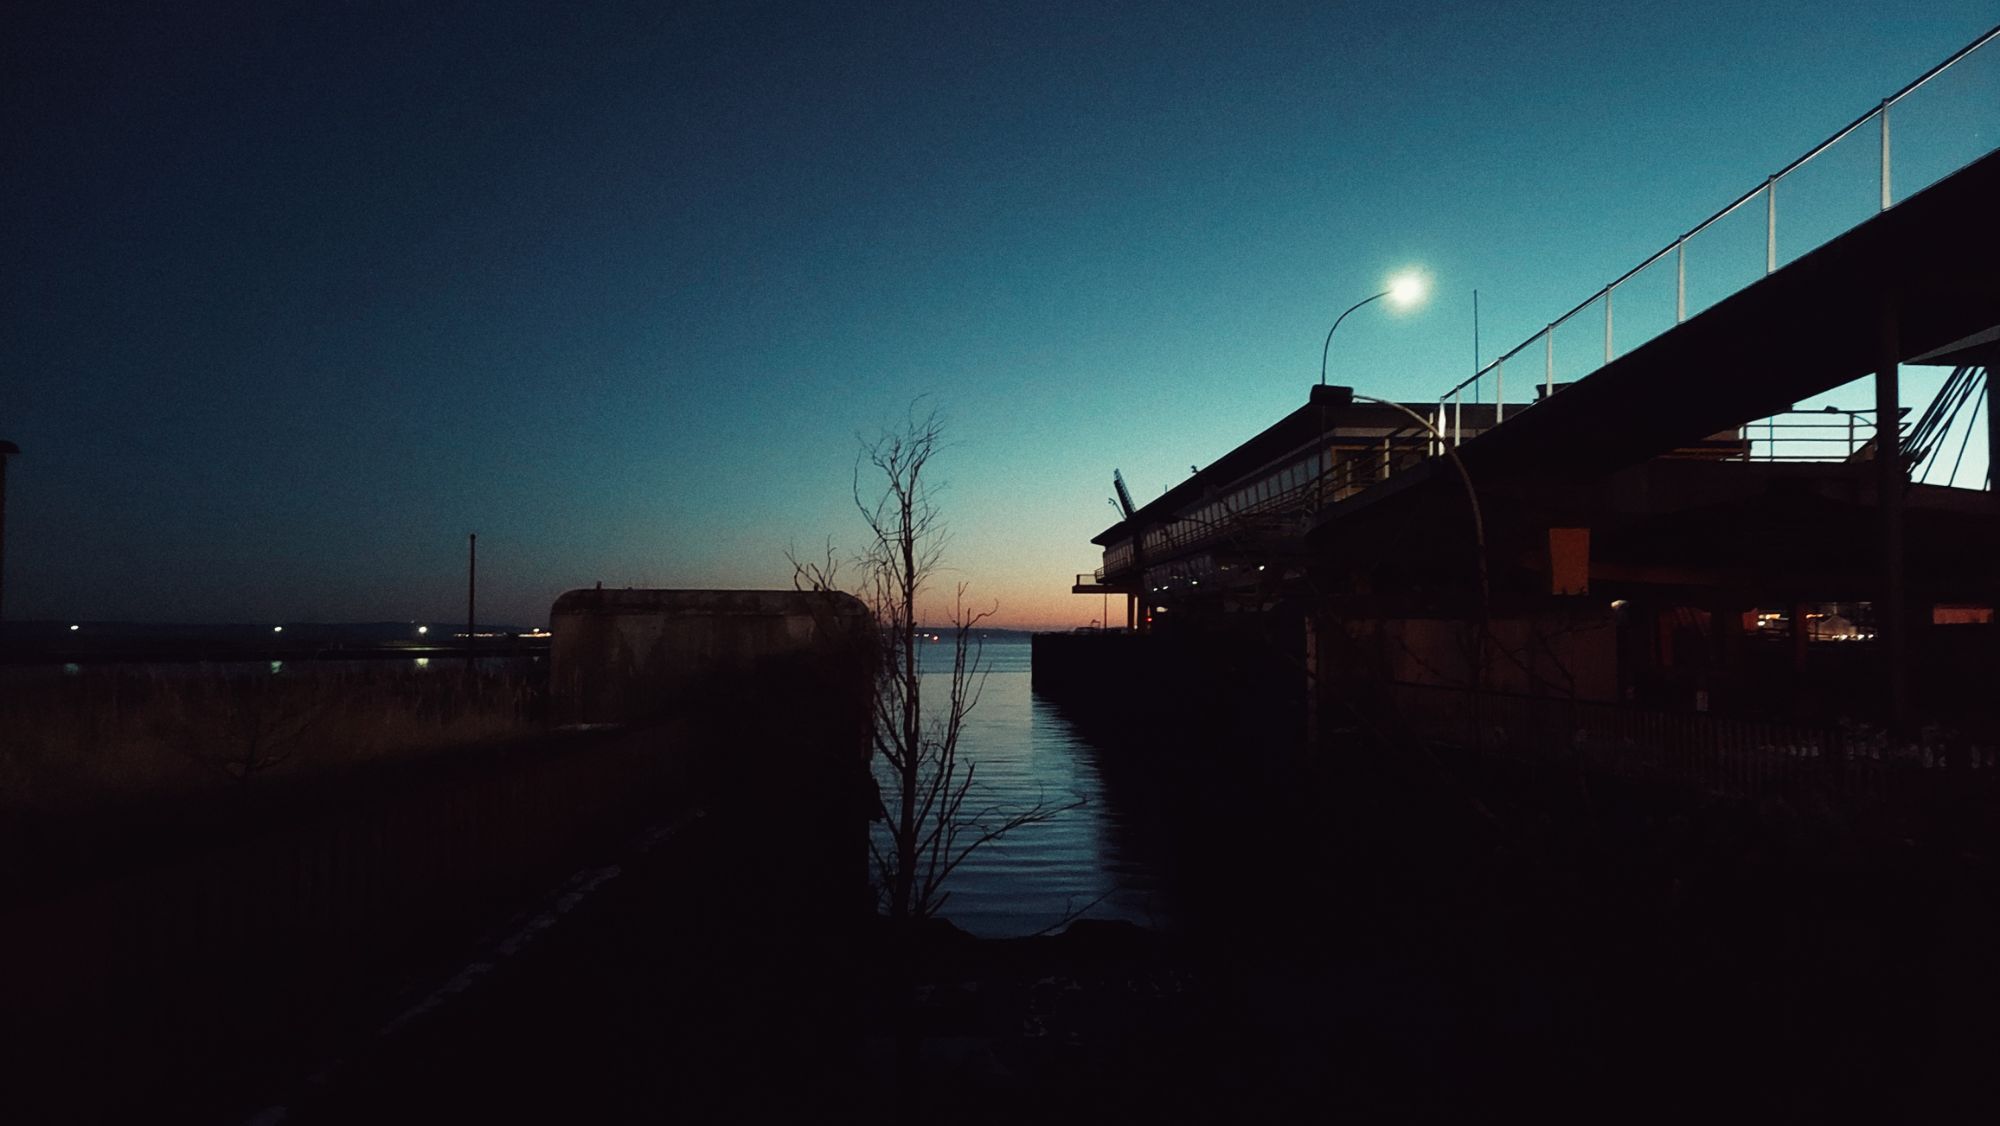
[1430,24,2000,443]
[1737,409,1900,463]
[1384,681,1999,802]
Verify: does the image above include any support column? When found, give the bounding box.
[1988,362,1999,503]
[1875,303,1908,733]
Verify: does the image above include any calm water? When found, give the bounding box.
[892,636,1168,938]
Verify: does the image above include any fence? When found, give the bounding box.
[1432,24,2000,439]
[1384,680,1997,803]
[1737,408,1892,462]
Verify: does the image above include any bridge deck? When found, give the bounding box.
[1455,148,2000,483]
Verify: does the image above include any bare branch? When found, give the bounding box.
[816,405,1079,925]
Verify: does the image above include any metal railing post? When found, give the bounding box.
[1604,288,1615,363]
[1675,240,1686,323]
[1423,26,2000,420]
[1765,177,1777,274]
[1495,359,1505,424]
[1453,389,1462,447]
[1879,100,1892,211]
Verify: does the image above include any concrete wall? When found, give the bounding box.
[1031,625,1309,753]
[550,588,872,725]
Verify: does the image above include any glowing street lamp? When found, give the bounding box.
[1319,270,1430,386]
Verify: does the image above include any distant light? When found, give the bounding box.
[69,624,79,631]
[1387,271,1429,309]
[272,626,284,633]
[417,625,428,636]
[1610,599,1628,610]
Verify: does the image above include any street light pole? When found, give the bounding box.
[1349,396,1487,619]
[1319,272,1430,387]
[1319,291,1391,387]
[1350,394,1492,750]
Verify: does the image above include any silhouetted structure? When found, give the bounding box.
[1059,143,2000,777]
[550,587,872,724]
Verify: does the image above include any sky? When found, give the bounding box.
[4,1,1996,629]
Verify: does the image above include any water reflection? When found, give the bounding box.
[896,638,1168,938]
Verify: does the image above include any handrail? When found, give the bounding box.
[1434,23,2000,426]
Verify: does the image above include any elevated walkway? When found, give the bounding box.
[1456,146,2000,484]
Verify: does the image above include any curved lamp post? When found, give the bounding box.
[1349,394,1493,736]
[1319,272,1429,386]
[1347,395,1486,614]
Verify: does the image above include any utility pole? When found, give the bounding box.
[467,532,477,673]
[0,441,17,628]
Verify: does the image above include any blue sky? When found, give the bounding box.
[4,1,1995,628]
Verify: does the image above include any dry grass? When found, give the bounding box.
[0,660,546,818]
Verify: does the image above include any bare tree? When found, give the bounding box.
[156,672,331,786]
[795,406,1071,924]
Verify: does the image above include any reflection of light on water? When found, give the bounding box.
[62,663,80,676]
[269,661,284,674]
[414,657,430,670]
[889,639,1167,938]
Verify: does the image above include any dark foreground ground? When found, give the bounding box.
[257,732,2000,1122]
[12,694,2000,1123]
